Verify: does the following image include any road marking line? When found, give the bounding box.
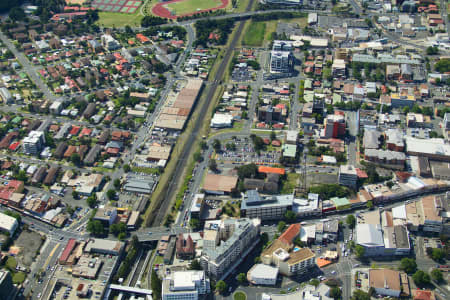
[43,243,60,270]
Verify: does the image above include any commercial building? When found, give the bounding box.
[0,212,19,235]
[339,165,358,188]
[240,190,294,221]
[200,218,260,280]
[84,239,124,256]
[405,137,450,162]
[202,174,238,195]
[23,130,45,155]
[364,149,406,169]
[162,271,210,300]
[262,0,302,5]
[123,177,156,194]
[93,207,117,226]
[356,224,385,256]
[247,264,279,285]
[369,269,410,298]
[210,113,233,128]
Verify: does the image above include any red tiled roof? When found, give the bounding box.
[258,166,285,175]
[69,126,80,135]
[8,141,20,151]
[279,223,301,245]
[59,238,76,263]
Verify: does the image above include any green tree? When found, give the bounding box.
[9,7,25,21]
[400,257,417,274]
[16,170,28,182]
[110,222,127,236]
[270,131,276,141]
[113,179,121,189]
[355,245,365,258]
[70,153,81,166]
[237,163,258,179]
[188,259,202,270]
[431,248,446,262]
[346,215,356,229]
[189,218,200,230]
[123,164,131,172]
[351,290,370,300]
[413,270,431,287]
[225,142,236,151]
[193,151,203,162]
[285,211,297,223]
[118,232,126,240]
[106,189,116,200]
[72,191,79,199]
[309,278,320,287]
[86,195,97,208]
[237,273,247,284]
[151,270,162,299]
[87,220,104,236]
[209,159,218,172]
[366,200,373,210]
[277,221,286,232]
[330,287,342,300]
[213,139,221,152]
[200,141,208,150]
[431,268,444,283]
[216,280,227,294]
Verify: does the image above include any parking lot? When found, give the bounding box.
[215,140,282,165]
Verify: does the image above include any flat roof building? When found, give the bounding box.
[339,165,358,188]
[84,239,124,256]
[241,190,294,221]
[162,271,210,300]
[247,264,279,286]
[0,212,18,235]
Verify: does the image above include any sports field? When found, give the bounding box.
[167,0,222,15]
[91,0,142,13]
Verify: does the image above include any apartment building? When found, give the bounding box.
[23,130,45,155]
[162,271,210,300]
[270,51,294,73]
[240,190,294,221]
[200,218,260,280]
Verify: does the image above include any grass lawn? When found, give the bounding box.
[242,21,266,47]
[167,0,223,15]
[153,254,164,267]
[97,11,143,28]
[209,120,244,138]
[12,271,26,284]
[6,256,17,270]
[132,166,160,175]
[280,173,300,194]
[234,292,247,300]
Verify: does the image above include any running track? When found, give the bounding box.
[152,0,228,20]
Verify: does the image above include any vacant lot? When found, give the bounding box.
[14,230,44,267]
[167,0,223,15]
[242,21,266,47]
